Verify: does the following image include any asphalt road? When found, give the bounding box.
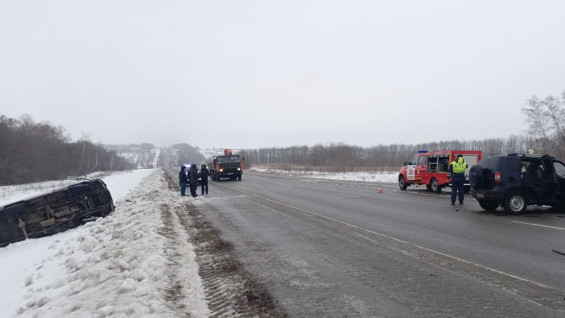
[184,171,565,317]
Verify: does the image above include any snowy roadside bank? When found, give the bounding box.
[0,169,209,318]
[248,166,399,184]
[0,169,155,207]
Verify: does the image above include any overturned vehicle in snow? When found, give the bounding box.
[0,179,114,247]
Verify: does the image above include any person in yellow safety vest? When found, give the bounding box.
[448,154,468,205]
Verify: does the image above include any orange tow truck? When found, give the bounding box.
[209,149,244,181]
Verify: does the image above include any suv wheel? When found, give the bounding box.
[430,178,441,193]
[503,191,527,214]
[399,175,408,190]
[478,200,499,211]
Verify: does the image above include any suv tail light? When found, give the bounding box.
[494,171,501,184]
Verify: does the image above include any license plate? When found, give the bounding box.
[475,192,484,199]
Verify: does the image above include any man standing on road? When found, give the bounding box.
[189,164,199,197]
[179,165,188,196]
[200,164,210,195]
[448,154,468,205]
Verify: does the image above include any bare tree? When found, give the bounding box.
[522,90,565,158]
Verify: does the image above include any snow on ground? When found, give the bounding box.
[0,169,209,318]
[101,170,155,201]
[197,148,223,161]
[151,148,160,167]
[249,166,399,184]
[0,179,79,207]
[0,169,154,207]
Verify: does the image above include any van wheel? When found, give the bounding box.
[504,191,527,214]
[430,178,441,193]
[399,176,408,190]
[478,200,499,211]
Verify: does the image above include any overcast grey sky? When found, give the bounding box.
[1,1,564,149]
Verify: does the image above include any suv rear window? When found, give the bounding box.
[555,161,565,178]
[480,156,521,173]
[479,157,499,170]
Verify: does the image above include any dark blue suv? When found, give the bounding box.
[470,153,565,214]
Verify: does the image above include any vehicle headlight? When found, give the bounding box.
[237,167,241,171]
[219,169,223,172]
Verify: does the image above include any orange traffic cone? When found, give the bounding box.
[378,186,383,194]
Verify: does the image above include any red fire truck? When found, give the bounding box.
[398,150,483,193]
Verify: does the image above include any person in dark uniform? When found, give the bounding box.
[448,154,468,205]
[189,164,199,197]
[200,164,210,195]
[178,165,187,196]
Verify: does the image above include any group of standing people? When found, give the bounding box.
[179,164,210,197]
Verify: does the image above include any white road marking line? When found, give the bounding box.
[335,192,363,198]
[511,221,565,231]
[216,184,552,289]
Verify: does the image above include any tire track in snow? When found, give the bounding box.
[161,203,204,317]
[163,169,287,318]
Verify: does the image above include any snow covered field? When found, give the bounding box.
[0,169,209,318]
[249,166,399,184]
[0,170,152,207]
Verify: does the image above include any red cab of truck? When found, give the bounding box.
[398,150,483,193]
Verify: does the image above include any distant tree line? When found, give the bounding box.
[241,90,565,172]
[105,143,155,151]
[240,136,539,172]
[104,143,158,169]
[0,115,135,185]
[171,143,206,165]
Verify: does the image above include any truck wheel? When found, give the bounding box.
[478,200,499,211]
[503,191,527,214]
[430,178,441,193]
[399,175,408,190]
